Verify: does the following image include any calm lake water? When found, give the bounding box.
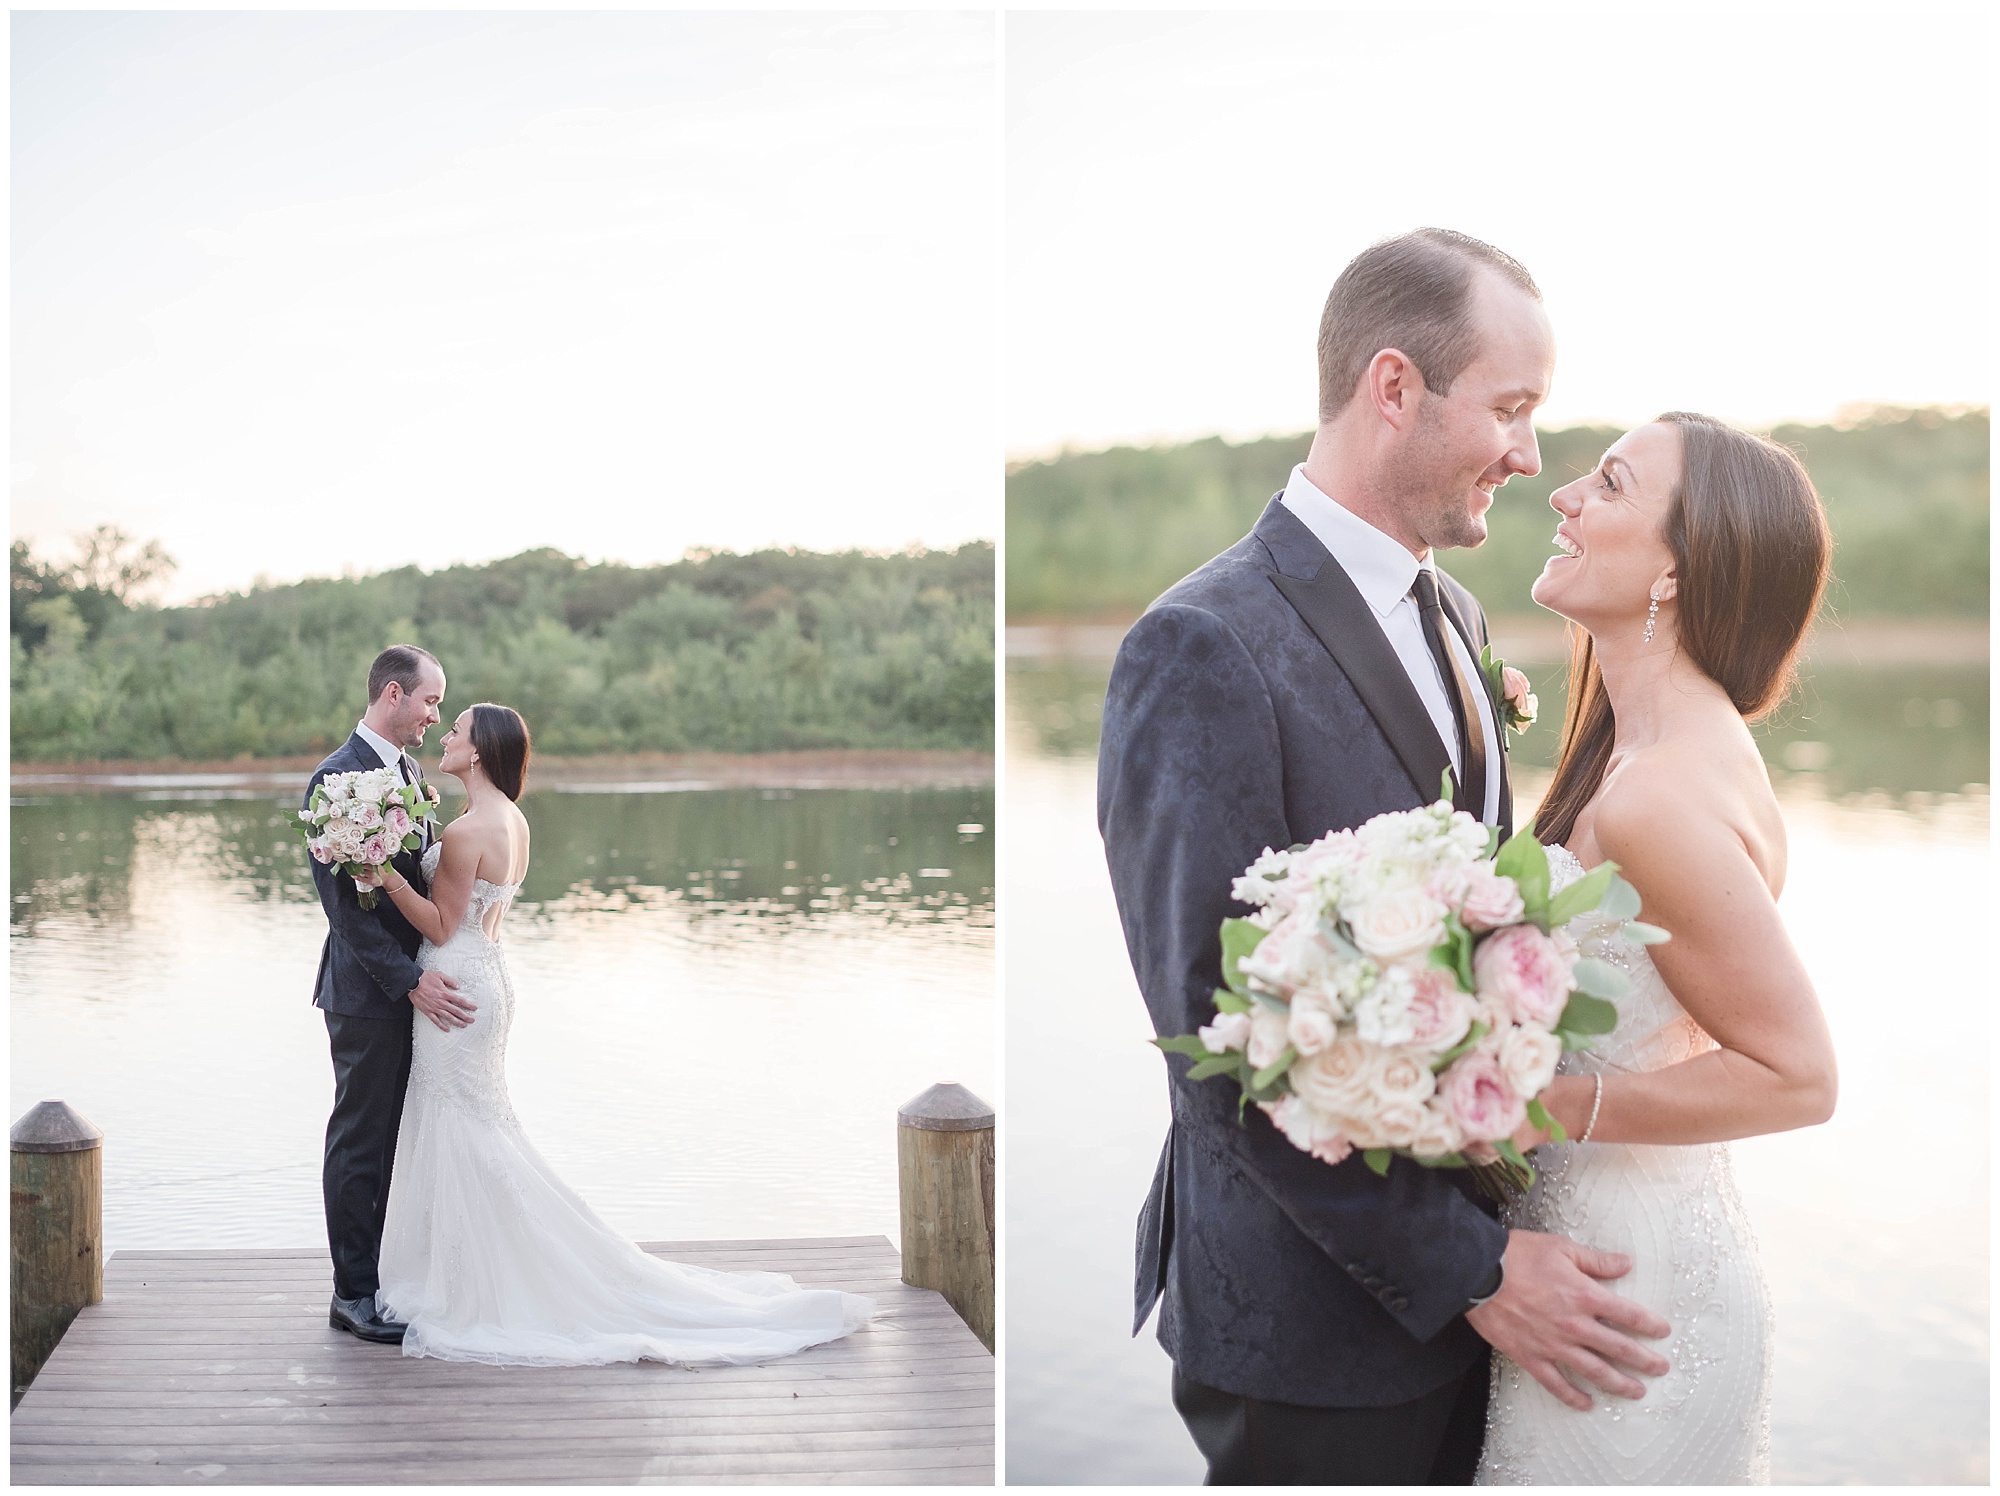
[11,775,994,1255]
[1004,652,1988,1486]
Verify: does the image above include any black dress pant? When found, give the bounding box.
[322,1008,413,1300]
[1173,1350,1491,1485]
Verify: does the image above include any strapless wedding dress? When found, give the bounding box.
[1476,844,1774,1485]
[376,844,874,1366]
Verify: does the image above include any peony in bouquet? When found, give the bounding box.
[1156,791,1666,1194]
[295,766,440,909]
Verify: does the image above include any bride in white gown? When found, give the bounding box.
[367,703,874,1367]
[1466,413,1838,1484]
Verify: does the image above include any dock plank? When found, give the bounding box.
[11,1238,992,1485]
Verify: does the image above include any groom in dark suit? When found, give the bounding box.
[308,644,476,1343]
[1100,230,1671,1482]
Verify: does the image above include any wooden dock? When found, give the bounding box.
[10,1236,992,1485]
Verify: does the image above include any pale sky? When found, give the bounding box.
[13,12,998,603]
[1008,8,1992,458]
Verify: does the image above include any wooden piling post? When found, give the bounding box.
[897,1082,994,1352]
[11,1101,103,1408]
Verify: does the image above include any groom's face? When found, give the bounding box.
[1393,272,1555,552]
[383,663,446,749]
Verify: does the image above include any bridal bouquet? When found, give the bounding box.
[295,767,439,909]
[1157,794,1665,1194]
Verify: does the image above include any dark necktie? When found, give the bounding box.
[1410,568,1489,820]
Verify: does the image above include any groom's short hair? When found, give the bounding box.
[1317,229,1541,421]
[368,644,442,704]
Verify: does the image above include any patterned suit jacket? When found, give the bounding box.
[1099,497,1514,1408]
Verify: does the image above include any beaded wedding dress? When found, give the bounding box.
[1476,845,1773,1485]
[376,843,874,1366]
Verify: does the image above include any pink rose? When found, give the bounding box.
[1439,1050,1526,1141]
[1286,996,1338,1056]
[351,800,383,830]
[383,805,412,838]
[1247,1005,1290,1070]
[361,832,393,865]
[1405,968,1474,1052]
[1497,1025,1562,1100]
[1502,666,1538,725]
[1459,866,1525,932]
[1347,886,1448,967]
[1198,1011,1251,1054]
[308,837,334,865]
[1263,1096,1354,1166]
[1473,923,1575,1028]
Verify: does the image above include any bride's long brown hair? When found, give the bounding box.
[1536,412,1833,849]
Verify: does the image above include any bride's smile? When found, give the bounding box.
[1530,421,1683,646]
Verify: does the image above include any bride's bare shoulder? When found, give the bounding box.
[1592,730,1786,894]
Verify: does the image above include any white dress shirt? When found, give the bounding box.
[354,719,409,777]
[1280,465,1503,826]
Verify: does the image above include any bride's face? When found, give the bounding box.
[1531,421,1682,637]
[437,709,477,778]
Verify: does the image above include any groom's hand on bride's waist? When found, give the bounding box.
[1465,1229,1672,1411]
[409,969,476,1032]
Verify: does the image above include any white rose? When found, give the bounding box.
[1497,1025,1562,1101]
[1373,1049,1438,1106]
[1459,865,1526,932]
[1347,886,1448,967]
[1247,1004,1291,1070]
[1198,1011,1252,1054]
[1286,996,1338,1056]
[1289,1034,1381,1116]
[1409,1100,1467,1158]
[1373,1099,1429,1148]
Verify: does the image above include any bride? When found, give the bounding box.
[1471,412,1837,1483]
[363,703,874,1366]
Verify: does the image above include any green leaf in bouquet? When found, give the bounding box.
[1483,824,1501,860]
[1545,862,1616,926]
[1250,989,1291,1013]
[1321,918,1362,963]
[1622,920,1671,945]
[1429,1020,1490,1074]
[1251,1046,1297,1092]
[1431,912,1475,993]
[1213,986,1252,1015]
[1598,874,1643,922]
[1220,918,1268,995]
[1493,823,1550,923]
[1186,1053,1244,1082]
[1152,1034,1215,1060]
[1493,1138,1535,1177]
[1363,1148,1393,1177]
[1438,767,1456,806]
[401,833,421,851]
[400,783,420,808]
[1557,990,1619,1036]
[1570,957,1632,1002]
[1525,1094,1568,1144]
[1247,1071,1292,1104]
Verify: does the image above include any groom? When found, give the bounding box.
[308,644,475,1344]
[1099,229,1671,1483]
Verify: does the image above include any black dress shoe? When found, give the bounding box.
[329,1293,407,1344]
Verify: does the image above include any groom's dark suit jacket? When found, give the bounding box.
[307,733,432,1018]
[1099,497,1514,1409]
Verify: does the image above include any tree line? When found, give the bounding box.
[1006,406,1988,620]
[12,538,994,762]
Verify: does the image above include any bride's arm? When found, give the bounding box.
[1533,779,1837,1147]
[377,825,477,946]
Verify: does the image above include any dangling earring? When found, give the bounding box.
[1643,596,1660,645]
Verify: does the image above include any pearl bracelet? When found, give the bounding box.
[1578,1073,1605,1144]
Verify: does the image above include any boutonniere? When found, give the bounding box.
[1479,645,1537,734]
[422,783,442,807]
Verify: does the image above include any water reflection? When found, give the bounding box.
[11,781,993,1257]
[1008,652,1991,801]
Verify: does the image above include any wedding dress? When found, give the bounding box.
[376,843,874,1366]
[1476,844,1774,1485]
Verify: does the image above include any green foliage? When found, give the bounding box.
[1007,407,1988,619]
[11,543,994,762]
